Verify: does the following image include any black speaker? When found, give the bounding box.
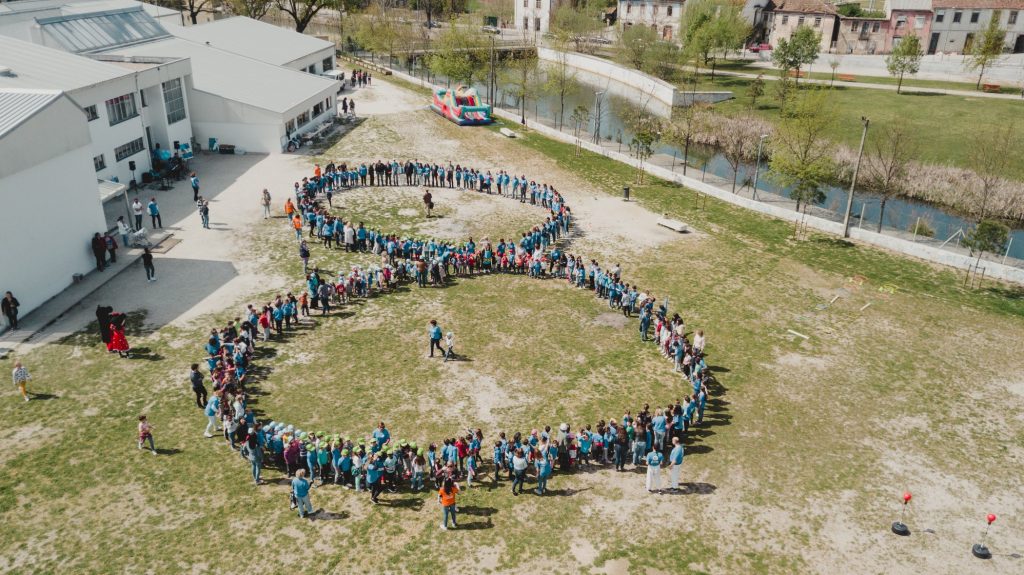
[173,141,180,150]
[128,160,136,171]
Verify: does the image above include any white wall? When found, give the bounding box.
[185,88,284,153]
[536,47,684,107]
[0,100,107,317]
[72,76,153,185]
[285,47,336,75]
[515,0,554,33]
[618,0,683,41]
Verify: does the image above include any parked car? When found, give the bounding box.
[481,25,500,35]
[747,43,772,53]
[585,36,613,45]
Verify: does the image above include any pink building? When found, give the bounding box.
[884,0,934,53]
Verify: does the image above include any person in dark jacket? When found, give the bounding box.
[96,305,113,344]
[2,291,19,330]
[91,233,107,271]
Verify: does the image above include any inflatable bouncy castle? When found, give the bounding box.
[431,85,492,126]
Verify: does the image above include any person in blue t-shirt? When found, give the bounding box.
[668,437,684,491]
[428,319,443,357]
[366,454,384,504]
[651,409,667,452]
[645,449,664,493]
[292,469,313,518]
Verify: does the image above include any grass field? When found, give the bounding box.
[679,72,1024,180]
[1,79,1022,574]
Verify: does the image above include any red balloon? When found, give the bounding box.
[902,491,912,503]
[987,514,997,524]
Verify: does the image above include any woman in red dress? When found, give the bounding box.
[107,313,131,358]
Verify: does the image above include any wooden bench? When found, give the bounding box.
[982,83,1001,93]
[787,69,807,78]
[837,74,856,82]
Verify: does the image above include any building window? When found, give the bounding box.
[663,25,672,40]
[667,5,673,16]
[313,102,324,117]
[970,12,979,23]
[523,16,528,29]
[325,97,332,110]
[84,104,98,121]
[915,15,925,28]
[953,11,962,23]
[94,154,106,172]
[322,57,333,72]
[522,0,526,6]
[114,137,144,161]
[535,0,540,7]
[1009,11,1018,24]
[285,118,295,135]
[851,21,859,31]
[814,16,821,27]
[162,78,186,125]
[935,10,944,23]
[781,15,789,24]
[872,22,880,32]
[798,16,805,25]
[534,17,540,30]
[896,17,906,28]
[307,64,316,74]
[627,3,632,14]
[653,5,658,16]
[296,111,310,127]
[105,94,138,126]
[140,90,147,107]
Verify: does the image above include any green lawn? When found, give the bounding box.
[2,83,1022,574]
[679,73,1024,180]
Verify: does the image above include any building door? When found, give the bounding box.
[1014,34,1024,54]
[963,33,975,53]
[927,32,940,54]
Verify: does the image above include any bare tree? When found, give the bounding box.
[230,0,274,20]
[863,120,916,232]
[717,115,760,193]
[664,103,709,176]
[967,123,1017,220]
[277,0,338,33]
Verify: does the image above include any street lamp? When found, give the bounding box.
[843,116,870,239]
[751,133,769,201]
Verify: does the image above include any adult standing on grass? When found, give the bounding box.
[645,447,663,493]
[242,429,264,485]
[2,291,19,331]
[188,363,207,409]
[261,189,272,219]
[510,447,528,496]
[439,476,459,530]
[204,392,220,437]
[428,319,443,358]
[12,360,30,402]
[190,172,200,202]
[142,248,156,282]
[668,436,684,491]
[147,197,162,229]
[292,468,314,519]
[137,415,157,455]
[423,188,433,218]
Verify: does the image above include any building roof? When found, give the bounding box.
[770,0,838,13]
[103,36,338,114]
[932,0,1024,8]
[0,35,131,91]
[0,88,62,138]
[165,17,334,67]
[37,5,170,53]
[884,0,934,11]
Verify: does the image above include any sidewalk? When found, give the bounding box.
[0,230,172,358]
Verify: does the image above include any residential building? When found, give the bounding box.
[929,0,1024,54]
[835,15,889,53]
[764,0,840,53]
[884,0,934,53]
[515,0,558,34]
[618,1,685,41]
[0,88,108,317]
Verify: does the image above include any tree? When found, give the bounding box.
[963,220,1010,267]
[355,1,416,67]
[617,24,659,71]
[886,34,923,94]
[664,103,709,176]
[769,89,835,212]
[828,56,841,87]
[749,74,765,109]
[717,115,761,192]
[230,0,273,20]
[864,120,916,232]
[966,12,1007,89]
[550,4,604,53]
[771,26,821,84]
[543,40,579,130]
[967,123,1018,219]
[429,25,489,85]
[501,52,540,125]
[682,0,751,78]
[179,0,215,25]
[277,0,338,33]
[774,74,793,114]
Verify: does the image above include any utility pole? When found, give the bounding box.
[751,134,768,201]
[843,117,870,239]
[592,91,604,144]
[489,36,496,106]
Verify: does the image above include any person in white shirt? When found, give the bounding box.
[693,330,706,354]
[131,198,144,230]
[12,361,30,402]
[116,216,131,245]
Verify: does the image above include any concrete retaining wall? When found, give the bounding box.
[388,67,1024,285]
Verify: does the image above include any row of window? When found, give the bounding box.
[285,98,334,136]
[936,10,1018,25]
[83,80,188,128]
[93,134,147,172]
[624,3,674,17]
[780,15,824,27]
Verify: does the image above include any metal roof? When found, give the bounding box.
[104,37,340,115]
[37,6,170,54]
[0,88,62,138]
[0,35,131,91]
[165,17,334,68]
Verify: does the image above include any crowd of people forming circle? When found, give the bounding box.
[184,158,717,526]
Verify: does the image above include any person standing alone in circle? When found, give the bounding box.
[141,248,156,282]
[428,320,443,358]
[261,189,272,219]
[190,172,200,202]
[438,476,459,530]
[2,291,19,331]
